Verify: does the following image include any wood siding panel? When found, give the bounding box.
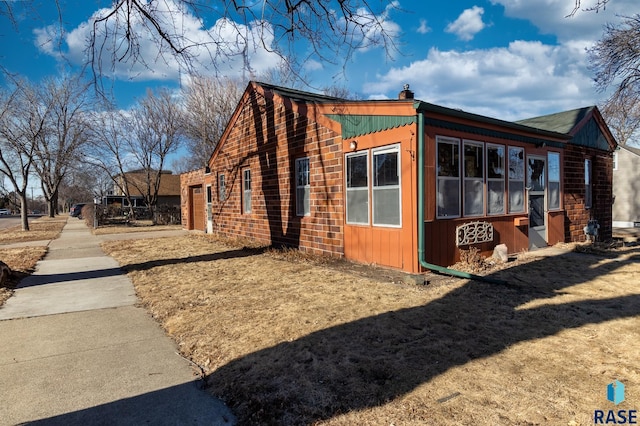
[425,216,531,267]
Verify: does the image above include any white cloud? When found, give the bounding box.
[490,0,636,43]
[303,59,323,72]
[417,19,431,35]
[362,40,603,120]
[343,1,401,53]
[33,24,62,58]
[35,0,282,82]
[445,6,486,41]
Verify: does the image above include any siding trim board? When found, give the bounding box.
[425,117,568,149]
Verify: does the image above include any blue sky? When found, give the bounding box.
[0,0,637,122]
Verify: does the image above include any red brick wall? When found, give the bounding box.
[180,168,205,230]
[563,145,613,242]
[208,89,344,257]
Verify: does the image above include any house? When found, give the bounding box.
[108,170,181,209]
[612,144,640,228]
[180,82,616,273]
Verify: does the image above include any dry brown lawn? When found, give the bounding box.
[101,234,640,426]
[0,217,66,244]
[0,217,65,305]
[92,221,183,235]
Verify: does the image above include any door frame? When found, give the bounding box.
[527,155,547,249]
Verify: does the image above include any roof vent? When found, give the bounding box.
[398,84,414,100]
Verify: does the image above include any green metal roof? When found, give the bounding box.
[325,114,416,139]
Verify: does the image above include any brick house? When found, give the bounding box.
[180,82,616,273]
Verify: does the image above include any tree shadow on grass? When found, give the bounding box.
[204,248,640,425]
[120,246,268,273]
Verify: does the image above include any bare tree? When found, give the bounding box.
[31,74,92,217]
[589,14,640,145]
[600,87,640,146]
[125,88,183,223]
[567,0,611,16]
[0,79,50,230]
[3,1,400,91]
[180,77,243,170]
[86,107,139,218]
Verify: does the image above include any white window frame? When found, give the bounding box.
[486,143,505,215]
[218,174,226,202]
[548,152,561,211]
[372,144,402,227]
[613,150,618,171]
[508,146,526,214]
[345,151,369,225]
[585,158,592,209]
[463,140,485,217]
[436,136,461,219]
[295,157,310,217]
[242,169,251,214]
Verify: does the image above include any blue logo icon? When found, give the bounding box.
[608,380,625,405]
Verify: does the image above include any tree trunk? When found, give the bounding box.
[19,194,29,231]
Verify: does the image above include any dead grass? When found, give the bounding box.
[0,217,66,244]
[101,235,640,426]
[92,222,183,235]
[0,247,48,306]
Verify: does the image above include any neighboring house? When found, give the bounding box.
[612,145,640,228]
[107,170,181,209]
[181,82,616,273]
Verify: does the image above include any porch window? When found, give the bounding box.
[295,157,310,216]
[463,141,484,216]
[242,169,251,214]
[487,144,505,215]
[346,151,369,224]
[437,137,460,218]
[372,145,401,226]
[218,174,226,202]
[508,147,525,213]
[585,158,592,209]
[548,152,561,210]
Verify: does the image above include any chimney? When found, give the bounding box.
[398,83,414,100]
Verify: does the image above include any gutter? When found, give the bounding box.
[416,111,506,285]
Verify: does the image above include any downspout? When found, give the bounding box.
[417,111,505,284]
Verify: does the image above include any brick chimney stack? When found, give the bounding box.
[398,83,414,100]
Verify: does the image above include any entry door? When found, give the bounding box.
[527,156,547,249]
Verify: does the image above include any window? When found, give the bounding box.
[346,151,369,224]
[613,151,618,171]
[548,152,560,210]
[508,147,525,213]
[463,141,484,216]
[487,144,505,215]
[437,137,460,218]
[372,145,401,226]
[242,169,251,214]
[218,174,226,202]
[295,157,310,216]
[585,158,592,209]
[206,185,212,204]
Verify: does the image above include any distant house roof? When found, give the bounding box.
[620,144,640,157]
[120,171,181,197]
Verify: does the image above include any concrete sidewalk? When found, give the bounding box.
[0,218,235,425]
